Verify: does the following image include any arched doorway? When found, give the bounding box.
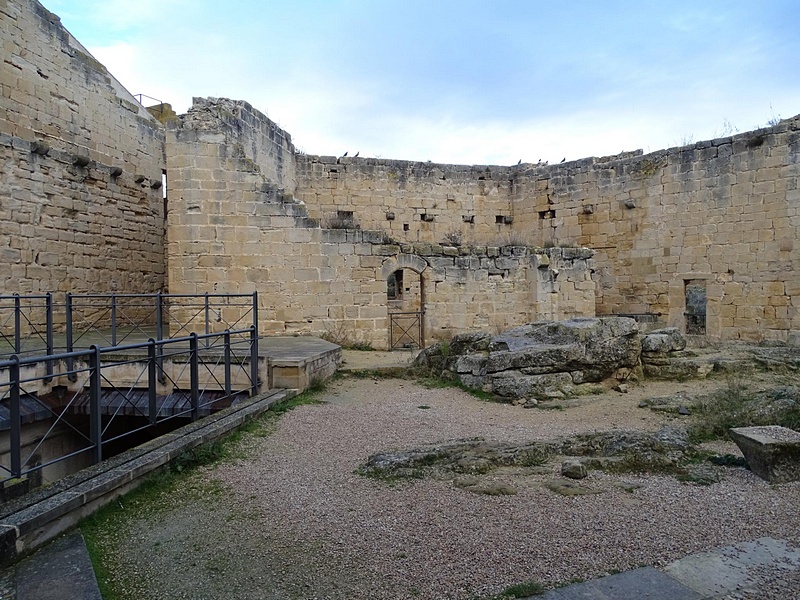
[381,255,427,350]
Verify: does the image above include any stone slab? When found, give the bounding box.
[14,531,101,600]
[728,426,800,483]
[664,537,800,598]
[534,567,702,599]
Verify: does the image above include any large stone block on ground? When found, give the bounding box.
[728,426,800,483]
[491,372,574,399]
[414,317,642,399]
[490,317,641,377]
[641,327,686,354]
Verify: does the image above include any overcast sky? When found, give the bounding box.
[48,0,800,165]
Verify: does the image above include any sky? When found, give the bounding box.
[48,0,800,166]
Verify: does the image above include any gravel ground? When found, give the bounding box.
[93,375,800,600]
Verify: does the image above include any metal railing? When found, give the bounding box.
[0,294,54,360]
[0,292,259,359]
[0,327,260,486]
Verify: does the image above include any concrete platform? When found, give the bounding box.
[261,336,341,390]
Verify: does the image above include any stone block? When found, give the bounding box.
[728,426,800,483]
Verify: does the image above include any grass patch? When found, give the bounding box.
[270,391,325,416]
[345,342,375,351]
[688,380,800,443]
[483,579,546,599]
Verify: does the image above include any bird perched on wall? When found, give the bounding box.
[517,159,522,165]
[354,151,359,157]
[560,158,566,163]
[342,151,348,157]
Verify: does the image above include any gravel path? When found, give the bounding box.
[95,376,800,599]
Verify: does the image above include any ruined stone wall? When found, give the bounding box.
[296,118,799,343]
[176,97,296,192]
[0,0,165,296]
[294,156,517,245]
[167,101,594,348]
[419,245,595,341]
[510,118,800,342]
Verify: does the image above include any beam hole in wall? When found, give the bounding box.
[539,210,555,219]
[403,224,409,231]
[462,215,475,223]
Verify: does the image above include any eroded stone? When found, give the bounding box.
[728,426,800,483]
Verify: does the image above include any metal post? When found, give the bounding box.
[148,339,157,424]
[250,326,259,396]
[13,294,21,354]
[190,333,199,421]
[224,330,232,398]
[155,292,164,340]
[89,345,103,464]
[110,294,117,347]
[45,293,53,382]
[155,293,165,384]
[252,291,259,338]
[66,293,75,381]
[204,293,210,348]
[10,356,21,478]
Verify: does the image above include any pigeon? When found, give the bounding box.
[560,157,566,163]
[342,151,348,157]
[354,151,359,157]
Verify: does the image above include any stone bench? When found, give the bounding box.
[728,426,800,483]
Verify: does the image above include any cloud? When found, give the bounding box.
[70,0,800,167]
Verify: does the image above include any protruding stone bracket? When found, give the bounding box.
[381,254,428,279]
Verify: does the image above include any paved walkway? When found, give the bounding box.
[532,537,800,599]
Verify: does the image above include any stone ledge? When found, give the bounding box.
[729,426,800,483]
[0,389,296,566]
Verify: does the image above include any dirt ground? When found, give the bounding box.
[84,361,800,600]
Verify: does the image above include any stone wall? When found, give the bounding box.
[296,119,800,343]
[510,119,800,342]
[294,155,517,246]
[166,99,595,348]
[0,0,166,296]
[5,0,798,345]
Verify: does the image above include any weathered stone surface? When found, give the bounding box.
[491,372,574,399]
[452,353,488,375]
[543,479,603,496]
[728,426,800,483]
[561,459,588,479]
[562,426,691,469]
[485,344,583,373]
[462,482,518,496]
[416,317,643,399]
[641,328,687,353]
